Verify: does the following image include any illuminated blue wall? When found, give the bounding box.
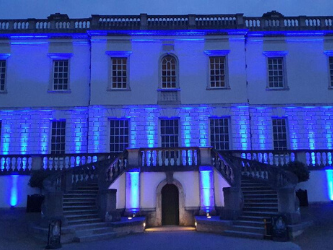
[199,167,215,212]
[125,171,140,213]
[326,169,333,201]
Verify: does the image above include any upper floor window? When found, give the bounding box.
[161,55,178,89]
[106,51,131,91]
[111,57,128,89]
[272,118,288,150]
[0,60,6,92]
[209,56,227,88]
[263,51,288,90]
[48,53,72,92]
[160,119,179,148]
[51,120,66,155]
[110,119,129,153]
[53,60,69,90]
[329,56,333,88]
[210,117,230,150]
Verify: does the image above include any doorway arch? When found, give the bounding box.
[162,184,179,225]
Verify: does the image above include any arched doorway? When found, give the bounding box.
[162,184,179,225]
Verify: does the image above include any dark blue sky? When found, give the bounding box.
[0,0,332,19]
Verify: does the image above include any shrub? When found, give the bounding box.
[28,170,51,190]
[283,161,310,183]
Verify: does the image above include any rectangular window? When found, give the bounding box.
[110,119,129,153]
[0,60,6,92]
[51,121,66,154]
[272,118,288,150]
[111,57,128,89]
[210,118,230,150]
[53,60,69,90]
[329,56,333,88]
[268,57,285,88]
[160,119,179,148]
[209,56,226,88]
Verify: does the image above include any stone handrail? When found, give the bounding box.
[226,149,333,169]
[1,12,332,33]
[212,150,241,187]
[0,153,114,175]
[140,147,200,168]
[231,154,298,188]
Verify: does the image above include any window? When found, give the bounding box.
[110,119,129,153]
[0,60,6,92]
[48,53,72,92]
[160,119,179,148]
[329,56,333,88]
[111,57,128,89]
[272,118,288,150]
[161,55,177,89]
[267,57,284,88]
[209,56,226,88]
[51,121,66,154]
[210,118,230,150]
[53,60,69,90]
[263,51,287,89]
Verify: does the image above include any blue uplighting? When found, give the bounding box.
[200,169,213,212]
[326,170,333,201]
[10,175,18,207]
[128,171,140,212]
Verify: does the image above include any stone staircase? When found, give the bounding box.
[224,177,279,239]
[63,183,117,242]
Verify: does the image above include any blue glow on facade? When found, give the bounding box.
[146,109,156,148]
[238,116,249,150]
[326,170,333,201]
[182,112,192,147]
[10,175,18,207]
[128,171,140,213]
[326,122,332,150]
[40,119,50,154]
[20,121,29,154]
[2,121,10,155]
[200,169,213,212]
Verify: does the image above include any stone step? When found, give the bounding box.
[64,209,97,215]
[63,201,96,206]
[68,218,102,225]
[242,211,278,217]
[238,215,271,222]
[242,189,276,194]
[243,207,278,212]
[223,230,264,239]
[71,222,108,231]
[63,194,97,199]
[73,231,117,242]
[230,225,265,234]
[66,213,99,221]
[244,202,278,207]
[63,205,96,211]
[233,220,265,227]
[243,194,278,199]
[75,227,114,237]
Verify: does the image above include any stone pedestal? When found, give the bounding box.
[41,191,66,227]
[220,187,242,220]
[97,189,117,221]
[277,187,301,224]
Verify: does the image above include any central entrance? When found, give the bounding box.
[162,184,179,225]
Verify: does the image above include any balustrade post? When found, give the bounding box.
[235,13,244,28]
[97,189,118,221]
[295,152,308,167]
[199,147,212,166]
[299,16,306,29]
[277,187,301,224]
[90,15,100,29]
[140,13,148,30]
[220,186,242,220]
[188,14,196,29]
[127,148,140,168]
[31,156,43,171]
[41,190,66,226]
[27,18,36,30]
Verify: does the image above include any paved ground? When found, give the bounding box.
[0,202,332,250]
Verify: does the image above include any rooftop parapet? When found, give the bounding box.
[0,11,332,34]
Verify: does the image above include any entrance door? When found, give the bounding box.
[162,184,179,225]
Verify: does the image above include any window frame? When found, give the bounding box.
[0,54,10,93]
[159,118,179,148]
[204,50,230,90]
[48,53,72,93]
[272,117,289,151]
[158,54,179,90]
[109,118,130,153]
[263,51,288,90]
[50,120,66,155]
[209,117,231,151]
[324,51,333,89]
[106,51,131,91]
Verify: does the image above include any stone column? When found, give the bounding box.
[220,187,243,220]
[97,189,117,221]
[41,191,66,227]
[125,171,140,216]
[199,166,215,214]
[277,187,300,224]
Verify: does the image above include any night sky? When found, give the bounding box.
[0,0,332,19]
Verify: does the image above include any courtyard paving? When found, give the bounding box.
[0,202,332,250]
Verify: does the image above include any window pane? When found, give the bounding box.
[210,118,230,150]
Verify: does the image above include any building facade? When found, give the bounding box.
[0,12,333,226]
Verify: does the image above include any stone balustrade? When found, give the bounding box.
[0,12,332,34]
